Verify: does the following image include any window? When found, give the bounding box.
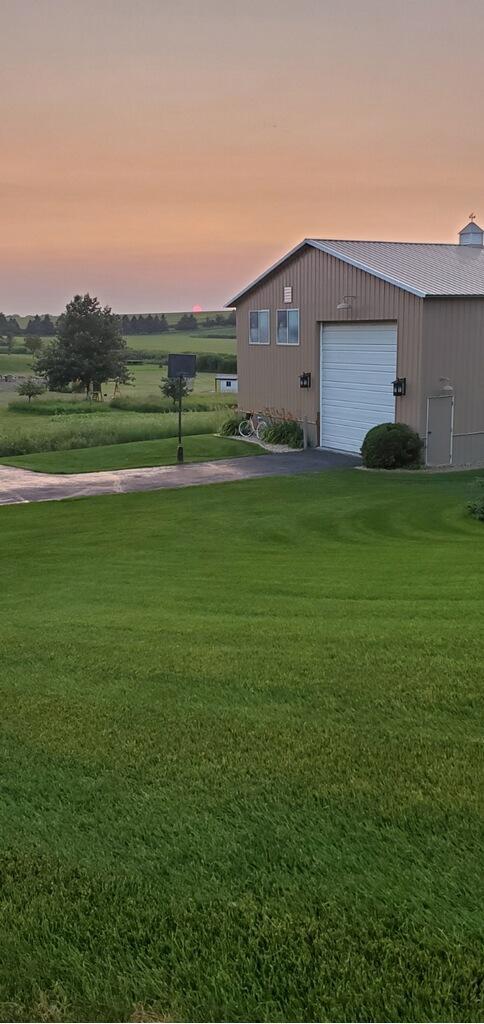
[249,310,270,344]
[277,308,299,345]
[225,380,232,387]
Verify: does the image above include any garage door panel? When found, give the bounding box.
[323,370,395,387]
[320,324,397,453]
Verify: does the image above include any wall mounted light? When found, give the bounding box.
[393,377,407,397]
[299,372,311,389]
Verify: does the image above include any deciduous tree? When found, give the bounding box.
[160,375,193,407]
[17,378,46,403]
[35,294,131,397]
[24,335,43,355]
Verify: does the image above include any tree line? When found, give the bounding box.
[0,309,235,339]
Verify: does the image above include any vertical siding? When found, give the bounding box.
[422,297,484,441]
[235,245,424,440]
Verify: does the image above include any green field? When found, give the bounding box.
[2,434,258,473]
[0,468,482,1022]
[0,327,236,412]
[126,330,235,355]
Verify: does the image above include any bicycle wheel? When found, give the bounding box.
[256,419,270,441]
[239,419,253,438]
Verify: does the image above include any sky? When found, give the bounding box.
[1,0,484,313]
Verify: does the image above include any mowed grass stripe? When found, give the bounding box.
[0,433,260,473]
[0,469,482,1021]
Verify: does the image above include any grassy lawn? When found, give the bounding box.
[0,469,482,1021]
[1,434,259,473]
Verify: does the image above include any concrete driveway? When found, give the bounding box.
[0,449,358,506]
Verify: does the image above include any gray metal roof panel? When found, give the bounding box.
[309,239,484,297]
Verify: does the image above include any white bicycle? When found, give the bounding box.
[238,413,270,441]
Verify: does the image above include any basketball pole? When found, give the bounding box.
[177,374,184,463]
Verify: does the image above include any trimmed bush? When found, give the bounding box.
[220,414,246,436]
[361,422,423,469]
[467,478,484,521]
[264,419,303,448]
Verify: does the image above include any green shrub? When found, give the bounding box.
[264,419,303,448]
[361,422,423,469]
[196,353,237,373]
[467,478,484,520]
[220,414,246,436]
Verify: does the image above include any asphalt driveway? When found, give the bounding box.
[0,449,359,506]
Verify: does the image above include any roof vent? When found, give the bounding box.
[459,214,484,246]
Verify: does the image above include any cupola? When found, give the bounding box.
[459,214,484,246]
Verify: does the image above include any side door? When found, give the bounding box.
[426,395,453,466]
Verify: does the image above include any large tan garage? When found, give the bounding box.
[227,220,484,467]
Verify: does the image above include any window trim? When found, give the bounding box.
[276,307,300,346]
[248,309,270,345]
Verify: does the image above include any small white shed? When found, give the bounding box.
[215,373,238,394]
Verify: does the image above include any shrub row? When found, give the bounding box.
[8,400,112,416]
[195,353,236,373]
[220,414,303,448]
[9,394,236,417]
[124,351,237,372]
[110,394,235,414]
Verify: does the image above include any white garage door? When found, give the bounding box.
[320,323,397,453]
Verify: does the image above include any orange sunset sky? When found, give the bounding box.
[1,0,484,313]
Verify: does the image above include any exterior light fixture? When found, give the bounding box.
[392,377,407,397]
[299,371,311,389]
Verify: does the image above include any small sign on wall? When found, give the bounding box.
[283,286,292,303]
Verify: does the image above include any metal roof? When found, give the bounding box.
[226,237,484,305]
